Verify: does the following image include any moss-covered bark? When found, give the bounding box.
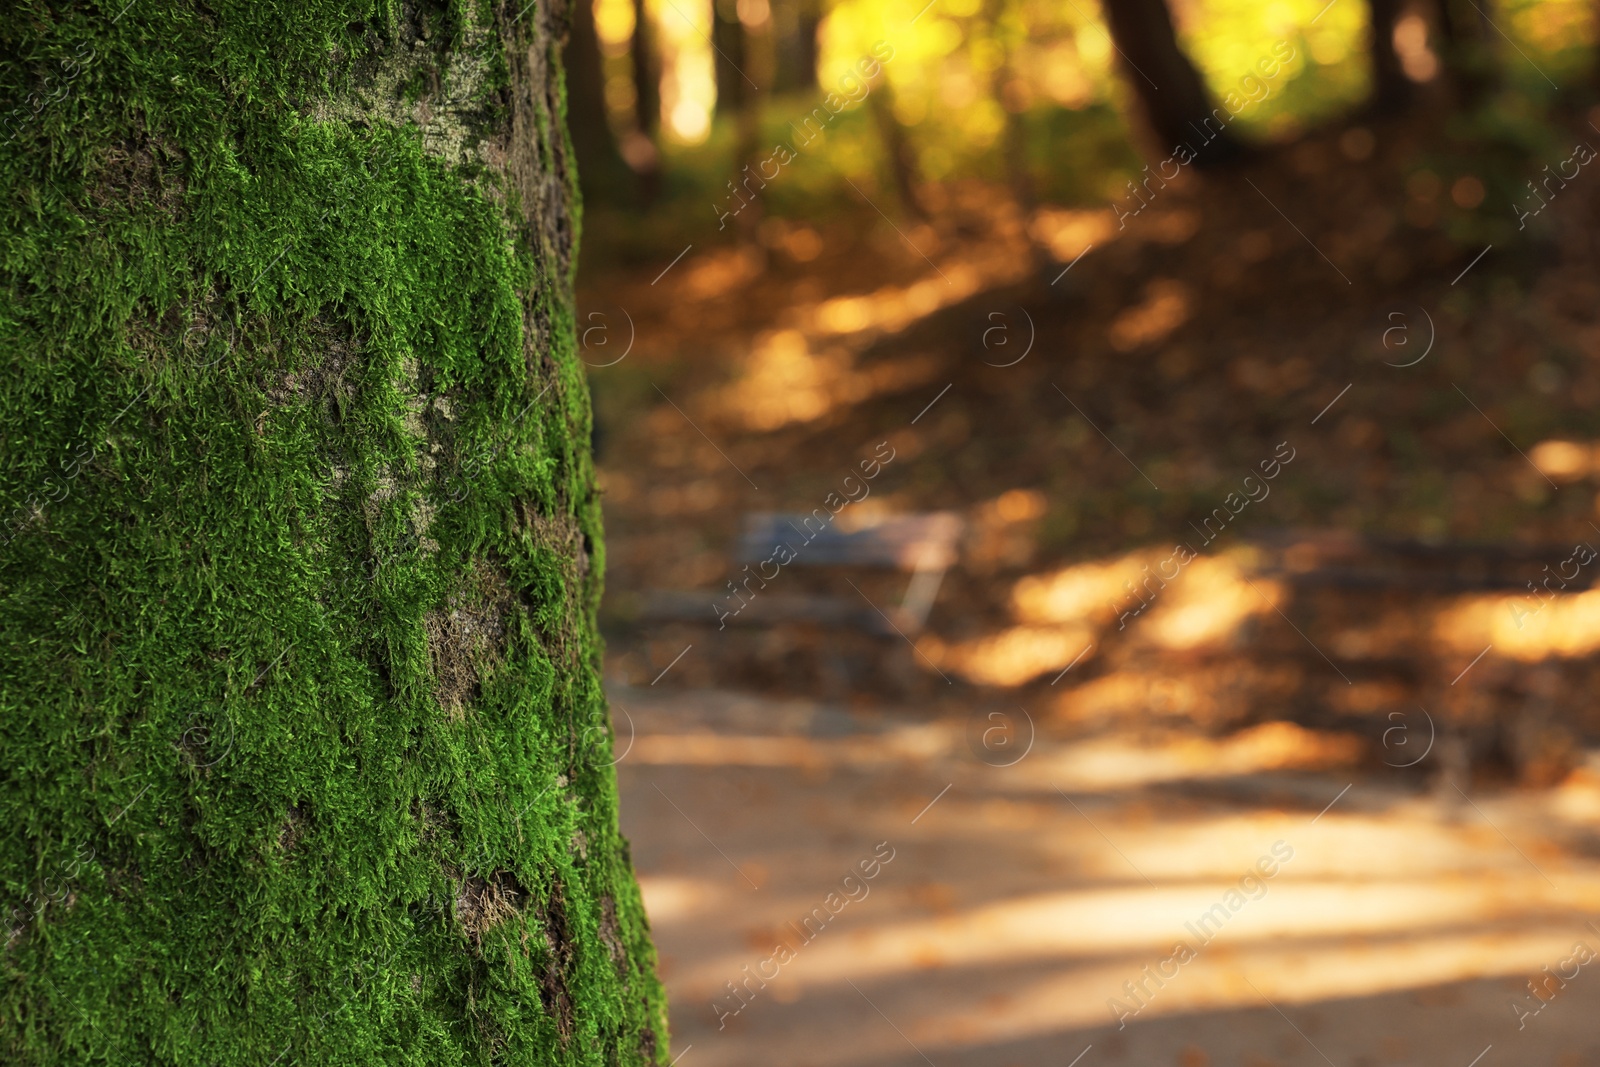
[0,2,665,1062]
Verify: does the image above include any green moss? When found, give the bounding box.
[0,1,664,1063]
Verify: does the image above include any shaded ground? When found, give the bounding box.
[582,105,1600,1064]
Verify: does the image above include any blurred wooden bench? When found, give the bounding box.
[639,511,963,634]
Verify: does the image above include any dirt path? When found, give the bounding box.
[614,683,1600,1067]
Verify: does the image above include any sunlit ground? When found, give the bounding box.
[614,686,1600,1066]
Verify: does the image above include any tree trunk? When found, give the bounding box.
[0,4,666,1063]
[1101,0,1244,166]
[630,0,664,204]
[1366,0,1415,114]
[796,0,823,92]
[632,0,661,138]
[773,0,823,91]
[1436,0,1496,106]
[568,0,632,196]
[985,0,1045,270]
[868,84,929,220]
[713,0,747,115]
[716,0,768,244]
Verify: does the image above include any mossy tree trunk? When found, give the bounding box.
[0,2,665,1064]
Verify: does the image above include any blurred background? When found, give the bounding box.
[571,0,1600,1062]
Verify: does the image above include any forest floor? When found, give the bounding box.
[581,104,1600,1065]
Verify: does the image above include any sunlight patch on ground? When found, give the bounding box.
[1049,666,1298,729]
[1027,206,1117,260]
[677,877,1593,998]
[885,925,1587,1061]
[1042,722,1364,789]
[1001,551,1276,662]
[618,715,1361,790]
[966,489,1049,572]
[1139,557,1283,650]
[637,875,723,923]
[626,724,951,767]
[1436,589,1600,659]
[1109,279,1195,351]
[711,328,940,430]
[924,624,1097,687]
[659,790,1600,1067]
[680,247,763,299]
[1529,438,1595,481]
[807,267,988,336]
[1010,551,1157,626]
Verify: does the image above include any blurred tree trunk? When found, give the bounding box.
[0,3,666,1062]
[568,0,631,196]
[797,0,824,90]
[1366,0,1414,113]
[868,83,928,220]
[773,0,824,91]
[985,0,1044,269]
[1101,0,1243,165]
[715,0,769,246]
[631,0,664,202]
[1436,0,1496,106]
[713,0,751,116]
[633,0,662,136]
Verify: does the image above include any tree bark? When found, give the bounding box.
[0,3,665,1063]
[1101,0,1244,165]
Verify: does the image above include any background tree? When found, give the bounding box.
[1435,0,1496,106]
[568,0,635,200]
[1102,0,1243,164]
[0,2,665,1063]
[631,0,664,202]
[712,0,770,241]
[1365,0,1414,113]
[868,81,929,220]
[632,0,662,137]
[772,0,823,91]
[713,0,753,115]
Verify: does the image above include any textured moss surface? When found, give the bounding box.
[0,1,666,1062]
